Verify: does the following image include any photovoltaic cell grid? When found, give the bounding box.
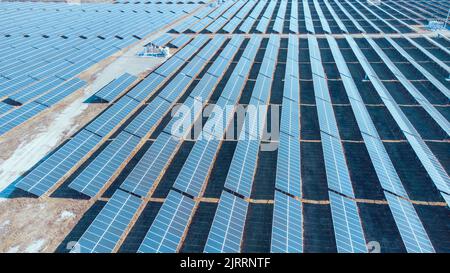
[138,190,195,253]
[73,189,142,253]
[271,191,303,253]
[3,0,450,254]
[204,191,249,253]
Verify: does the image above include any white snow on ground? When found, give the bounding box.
[0,95,89,192]
[0,220,10,234]
[7,245,19,253]
[59,210,75,221]
[25,239,46,253]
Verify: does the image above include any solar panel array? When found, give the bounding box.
[3,0,450,253]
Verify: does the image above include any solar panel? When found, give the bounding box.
[155,57,185,77]
[37,78,86,106]
[303,0,315,33]
[158,74,193,102]
[173,138,220,197]
[15,130,102,196]
[328,191,367,253]
[283,75,300,102]
[0,101,47,136]
[69,131,141,197]
[85,96,139,137]
[124,97,170,138]
[170,35,191,48]
[95,73,137,102]
[224,139,260,198]
[0,102,13,116]
[126,73,165,102]
[271,191,303,253]
[73,189,142,253]
[280,98,300,138]
[138,190,195,253]
[322,0,348,33]
[316,98,340,137]
[276,133,301,197]
[204,191,248,253]
[120,132,181,197]
[313,0,331,33]
[151,33,173,47]
[321,132,355,198]
[365,36,450,135]
[9,76,65,104]
[163,96,203,138]
[385,192,435,253]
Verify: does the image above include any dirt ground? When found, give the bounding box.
[0,198,92,253]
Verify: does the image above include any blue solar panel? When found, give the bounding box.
[155,57,184,77]
[173,138,221,197]
[120,132,180,197]
[385,192,435,253]
[73,189,142,253]
[316,98,340,137]
[95,73,137,102]
[280,98,300,138]
[321,132,355,198]
[85,96,139,137]
[170,35,191,48]
[0,102,47,136]
[328,191,367,253]
[224,139,260,198]
[69,131,141,197]
[158,74,192,102]
[15,130,102,196]
[126,73,165,102]
[9,76,65,104]
[271,191,303,253]
[138,190,195,253]
[151,34,173,47]
[204,191,248,253]
[124,97,170,138]
[37,78,86,106]
[0,102,13,116]
[276,133,301,197]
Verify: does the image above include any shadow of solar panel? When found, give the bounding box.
[204,191,249,253]
[15,130,102,196]
[120,132,180,197]
[73,189,142,253]
[138,190,195,253]
[69,131,141,197]
[328,191,367,253]
[385,192,435,253]
[271,191,303,253]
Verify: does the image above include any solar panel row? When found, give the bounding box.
[73,189,142,253]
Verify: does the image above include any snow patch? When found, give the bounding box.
[7,245,20,253]
[0,95,89,192]
[25,239,46,253]
[59,210,76,221]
